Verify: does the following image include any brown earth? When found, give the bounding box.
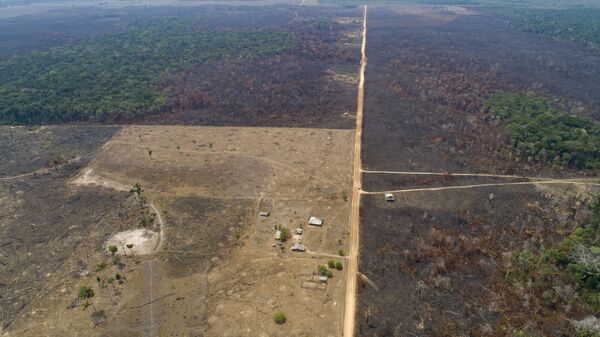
[2,125,354,337]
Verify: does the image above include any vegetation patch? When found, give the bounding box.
[494,7,600,50]
[487,92,600,170]
[508,195,600,320]
[0,18,295,124]
[273,312,287,325]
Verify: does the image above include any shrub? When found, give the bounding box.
[273,312,287,325]
[96,262,108,272]
[107,245,118,255]
[279,228,291,242]
[78,285,94,300]
[338,249,345,257]
[335,261,343,271]
[327,260,335,268]
[318,265,333,278]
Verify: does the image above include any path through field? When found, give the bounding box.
[141,259,160,337]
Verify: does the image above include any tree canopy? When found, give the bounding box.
[487,92,600,170]
[0,17,296,124]
[494,7,600,49]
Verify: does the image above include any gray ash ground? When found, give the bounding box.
[357,6,600,336]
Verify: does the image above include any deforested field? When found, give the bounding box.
[357,5,600,337]
[0,4,362,336]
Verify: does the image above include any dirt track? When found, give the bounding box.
[343,5,367,337]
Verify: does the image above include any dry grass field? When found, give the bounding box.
[3,125,353,337]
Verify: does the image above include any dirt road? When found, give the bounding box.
[361,179,600,195]
[343,5,367,337]
[141,259,160,337]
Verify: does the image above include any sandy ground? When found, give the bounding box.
[105,229,160,256]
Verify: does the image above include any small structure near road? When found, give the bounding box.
[385,193,395,202]
[259,211,270,217]
[308,216,323,226]
[295,227,303,235]
[291,243,306,252]
[275,230,282,240]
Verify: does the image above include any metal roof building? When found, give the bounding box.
[308,216,323,226]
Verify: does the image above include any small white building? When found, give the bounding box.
[295,228,303,235]
[291,243,306,252]
[319,275,328,282]
[275,230,282,240]
[385,193,395,202]
[259,211,270,217]
[308,216,323,226]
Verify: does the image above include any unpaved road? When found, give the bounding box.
[361,178,600,195]
[343,5,367,337]
[141,259,160,337]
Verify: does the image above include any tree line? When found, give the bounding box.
[0,17,296,124]
[487,92,600,171]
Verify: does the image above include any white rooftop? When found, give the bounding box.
[308,216,323,226]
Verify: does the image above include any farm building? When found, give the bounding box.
[308,216,323,226]
[291,243,306,252]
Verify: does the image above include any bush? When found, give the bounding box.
[96,262,108,272]
[327,260,335,268]
[273,312,287,325]
[107,245,118,255]
[78,285,95,300]
[335,261,343,271]
[279,228,290,242]
[318,265,333,278]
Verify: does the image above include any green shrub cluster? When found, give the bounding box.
[327,260,344,270]
[273,312,286,325]
[487,92,600,170]
[318,265,333,278]
[0,18,296,124]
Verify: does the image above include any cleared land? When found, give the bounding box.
[2,125,354,336]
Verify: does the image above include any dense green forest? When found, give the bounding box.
[494,7,600,49]
[0,18,295,123]
[487,92,600,170]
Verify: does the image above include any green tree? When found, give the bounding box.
[318,265,333,278]
[273,312,287,325]
[78,285,97,312]
[107,245,118,256]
